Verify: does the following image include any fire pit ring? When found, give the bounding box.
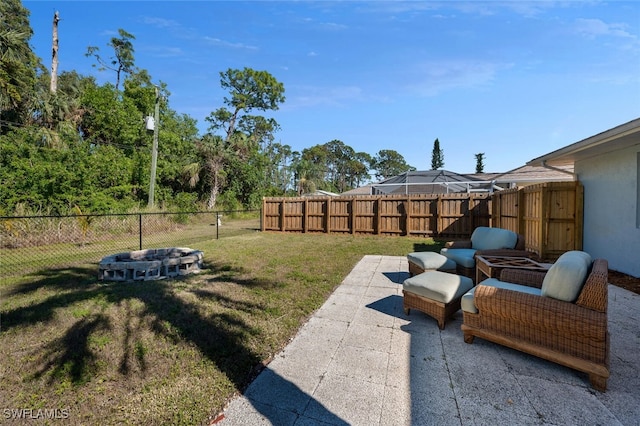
[98,247,204,281]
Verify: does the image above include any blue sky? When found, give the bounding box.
[24,1,640,174]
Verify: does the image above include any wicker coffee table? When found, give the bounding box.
[475,255,550,284]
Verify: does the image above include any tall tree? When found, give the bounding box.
[207,67,285,143]
[350,151,373,188]
[203,67,285,208]
[50,11,60,93]
[86,29,136,91]
[263,142,293,195]
[475,153,485,173]
[324,139,354,193]
[299,144,329,191]
[431,138,444,170]
[372,149,414,180]
[236,114,279,159]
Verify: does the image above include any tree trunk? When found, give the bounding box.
[224,108,240,142]
[207,185,218,211]
[50,11,60,93]
[207,159,223,210]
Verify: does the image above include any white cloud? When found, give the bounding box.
[573,18,640,53]
[148,46,184,58]
[140,16,199,40]
[406,60,510,96]
[366,1,550,18]
[574,18,636,40]
[285,85,364,109]
[142,17,181,30]
[203,37,258,50]
[320,22,348,30]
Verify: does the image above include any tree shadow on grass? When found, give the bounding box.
[2,267,104,328]
[1,263,347,423]
[31,313,110,386]
[2,264,266,385]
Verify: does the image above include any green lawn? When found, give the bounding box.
[0,226,443,425]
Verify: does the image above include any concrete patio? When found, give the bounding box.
[218,255,640,425]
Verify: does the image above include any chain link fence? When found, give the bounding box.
[0,210,261,280]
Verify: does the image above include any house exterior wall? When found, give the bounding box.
[577,145,640,277]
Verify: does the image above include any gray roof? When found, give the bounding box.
[340,185,373,196]
[489,164,575,184]
[372,170,492,194]
[343,163,576,196]
[302,190,340,197]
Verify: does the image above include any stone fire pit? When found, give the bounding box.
[98,247,204,281]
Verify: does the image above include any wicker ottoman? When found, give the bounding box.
[407,251,457,276]
[403,271,474,329]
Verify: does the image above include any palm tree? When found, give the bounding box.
[292,158,316,195]
[0,0,41,129]
[29,71,85,148]
[183,134,228,210]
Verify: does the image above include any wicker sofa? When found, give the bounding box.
[440,227,533,281]
[460,251,609,391]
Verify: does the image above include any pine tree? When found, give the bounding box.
[475,153,485,173]
[431,138,444,170]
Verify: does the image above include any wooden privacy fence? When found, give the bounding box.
[492,181,583,261]
[262,193,492,239]
[262,181,584,261]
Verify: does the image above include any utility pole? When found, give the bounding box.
[148,86,159,208]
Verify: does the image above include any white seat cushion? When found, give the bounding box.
[407,252,456,271]
[440,248,477,269]
[403,271,474,304]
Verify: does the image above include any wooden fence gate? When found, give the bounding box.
[492,181,583,260]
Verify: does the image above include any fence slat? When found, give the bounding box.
[491,181,583,261]
[263,184,583,261]
[262,194,492,238]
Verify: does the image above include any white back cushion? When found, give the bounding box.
[541,251,592,302]
[471,227,518,251]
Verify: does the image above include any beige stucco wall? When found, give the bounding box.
[576,144,640,277]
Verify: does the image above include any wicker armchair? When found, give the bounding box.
[461,257,609,391]
[441,227,534,281]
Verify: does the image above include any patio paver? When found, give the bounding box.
[219,255,640,425]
